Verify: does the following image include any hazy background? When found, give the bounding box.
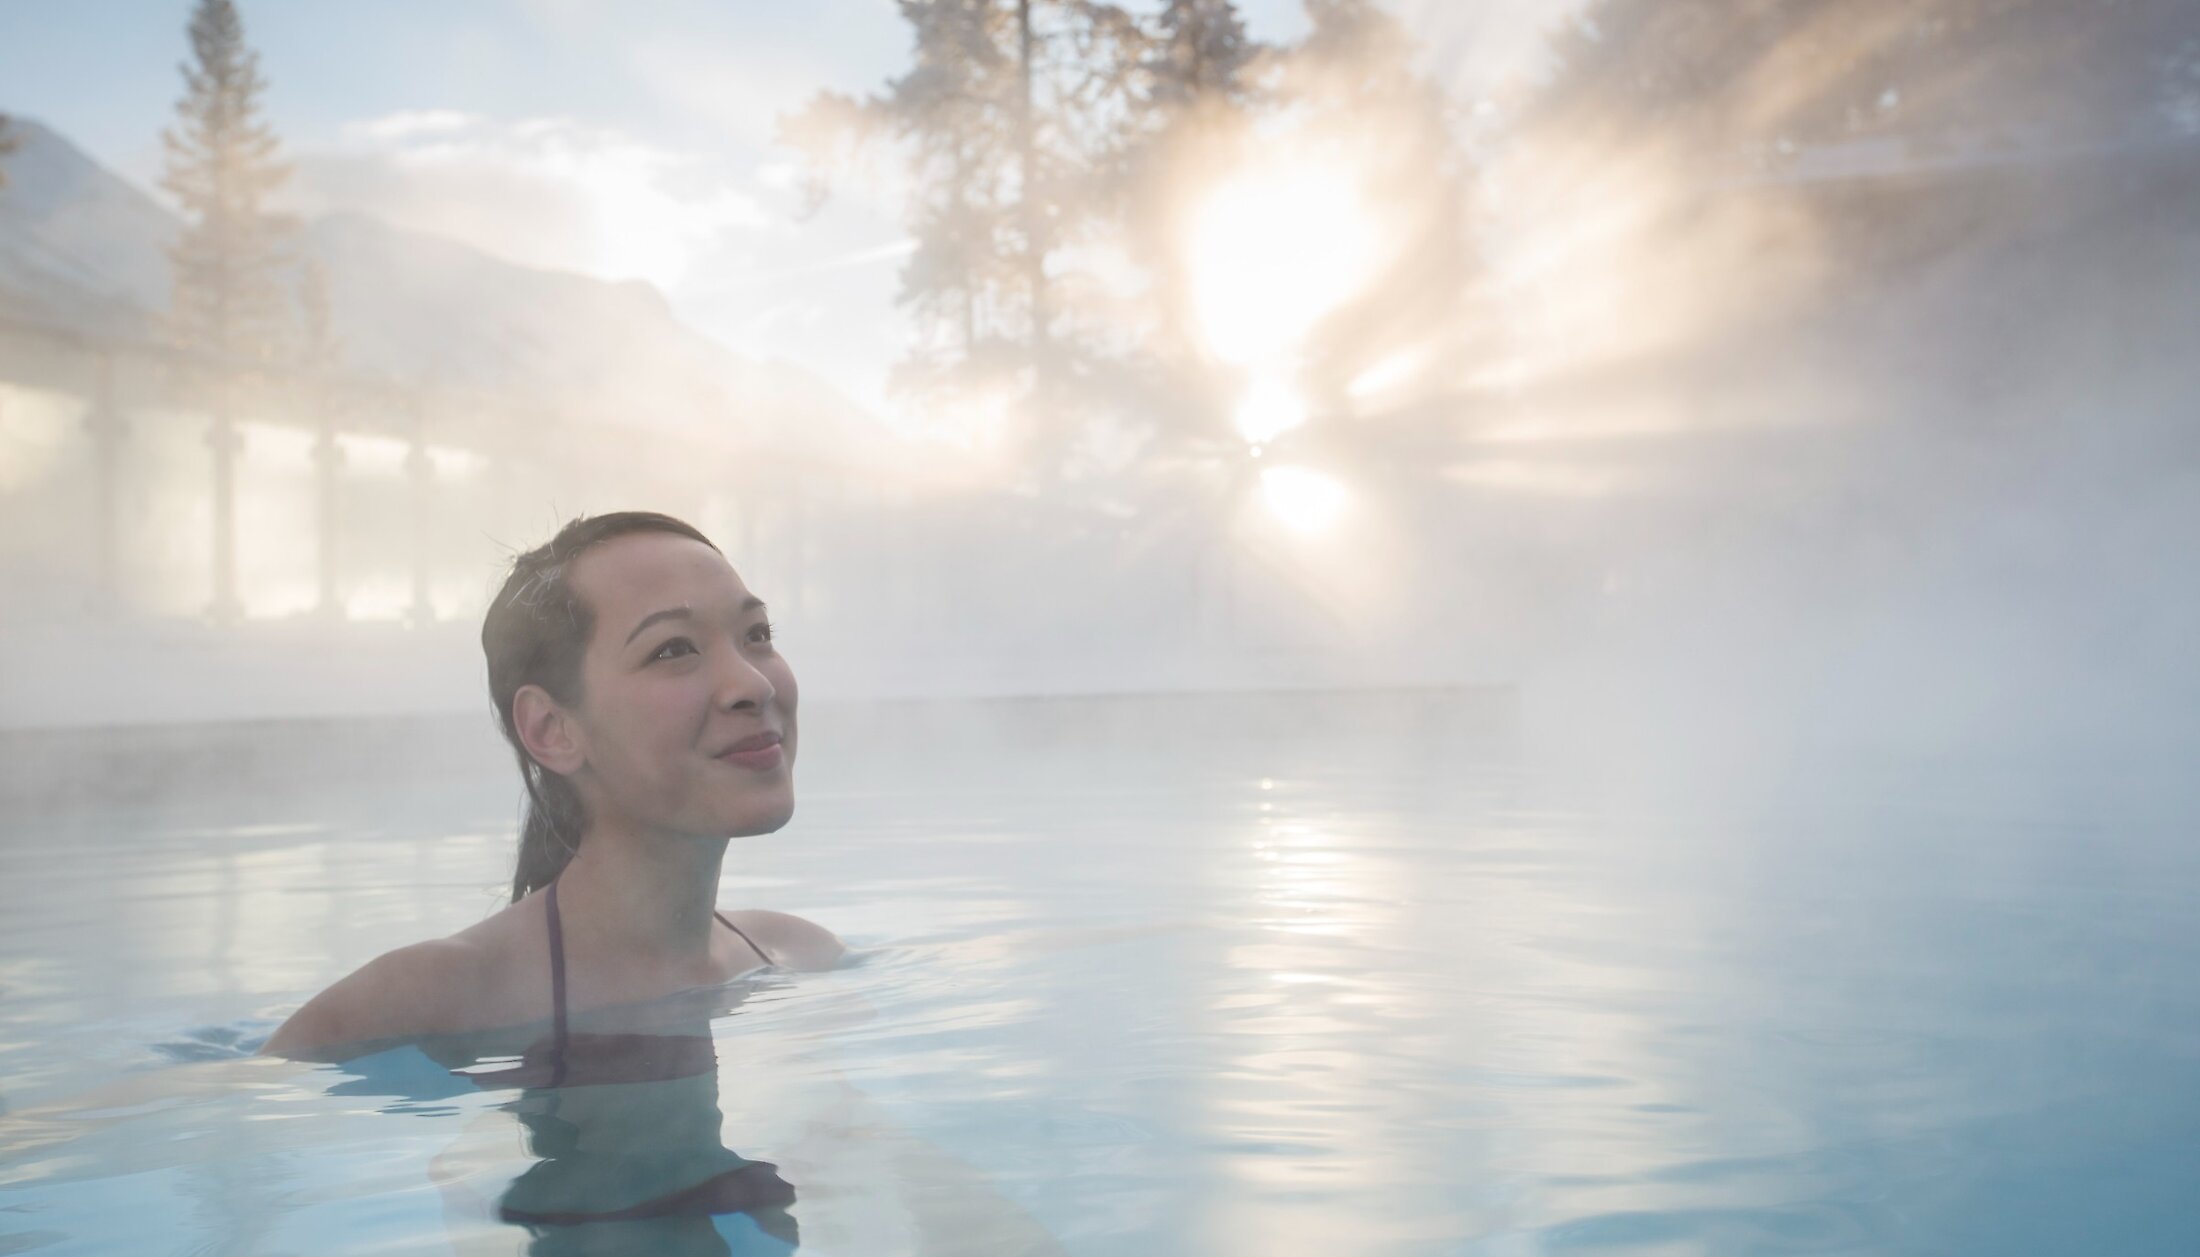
[0,0,2194,797]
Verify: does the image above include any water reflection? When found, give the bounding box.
[8,693,2197,1254]
[361,977,1068,1257]
[444,1021,798,1254]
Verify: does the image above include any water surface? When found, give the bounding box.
[2,692,2196,1255]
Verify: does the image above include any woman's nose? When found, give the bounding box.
[714,645,777,710]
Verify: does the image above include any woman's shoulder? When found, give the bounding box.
[721,908,847,971]
[263,906,534,1058]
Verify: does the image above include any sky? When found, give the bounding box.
[0,0,1570,415]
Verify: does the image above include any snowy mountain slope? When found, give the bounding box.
[0,114,884,454]
[0,117,173,336]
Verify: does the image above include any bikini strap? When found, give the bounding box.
[543,879,570,1088]
[715,910,774,968]
[544,883,767,1087]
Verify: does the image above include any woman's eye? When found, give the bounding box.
[748,620,776,647]
[650,637,698,662]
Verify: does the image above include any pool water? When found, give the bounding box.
[2,691,2197,1255]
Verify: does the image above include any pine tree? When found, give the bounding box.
[162,0,294,366]
[161,0,293,623]
[1111,0,1261,452]
[1149,0,1256,109]
[896,0,1023,359]
[787,0,1138,482]
[785,0,1481,484]
[786,3,1026,364]
[1107,1,1261,250]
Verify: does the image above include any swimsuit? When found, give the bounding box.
[443,884,797,1239]
[535,877,773,1089]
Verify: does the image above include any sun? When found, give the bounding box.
[1181,152,1385,370]
[1259,465,1348,534]
[1173,142,1389,538]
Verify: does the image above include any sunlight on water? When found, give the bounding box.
[3,694,2194,1254]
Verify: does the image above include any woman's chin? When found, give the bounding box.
[719,795,795,838]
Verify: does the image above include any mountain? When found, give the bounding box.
[0,117,174,338]
[0,115,888,457]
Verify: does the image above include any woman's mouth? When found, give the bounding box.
[716,732,784,770]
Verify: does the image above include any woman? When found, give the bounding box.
[266,511,844,1059]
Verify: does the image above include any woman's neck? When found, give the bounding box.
[553,820,730,964]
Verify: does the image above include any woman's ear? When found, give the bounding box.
[512,684,585,776]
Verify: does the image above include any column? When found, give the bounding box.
[405,400,434,626]
[207,375,241,625]
[312,384,344,620]
[84,353,126,610]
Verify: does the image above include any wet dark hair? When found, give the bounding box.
[484,511,720,902]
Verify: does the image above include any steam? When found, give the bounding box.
[0,3,2192,826]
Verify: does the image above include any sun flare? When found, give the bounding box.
[1183,155,1384,370]
[1259,465,1348,534]
[1235,374,1309,445]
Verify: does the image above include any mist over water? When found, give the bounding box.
[1449,10,2200,811]
[1,7,2188,812]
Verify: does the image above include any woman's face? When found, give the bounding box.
[561,531,797,840]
